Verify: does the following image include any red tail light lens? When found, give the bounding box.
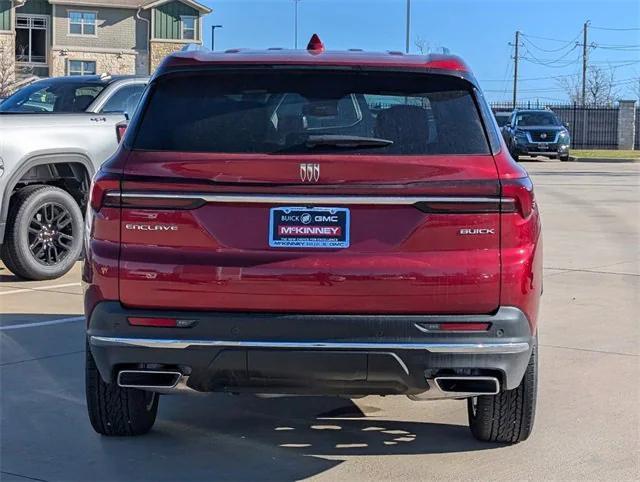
[501,177,536,218]
[89,171,121,211]
[417,322,491,332]
[116,122,128,143]
[128,317,196,328]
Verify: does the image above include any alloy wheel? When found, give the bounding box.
[28,202,75,266]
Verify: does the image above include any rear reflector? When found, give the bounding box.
[417,322,491,332]
[128,317,177,327]
[128,317,197,328]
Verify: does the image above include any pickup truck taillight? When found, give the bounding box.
[501,177,536,218]
[116,122,128,143]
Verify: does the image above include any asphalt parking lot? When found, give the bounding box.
[1,159,638,481]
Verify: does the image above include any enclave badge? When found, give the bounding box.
[300,163,320,183]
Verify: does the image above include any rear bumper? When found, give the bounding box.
[87,302,534,396]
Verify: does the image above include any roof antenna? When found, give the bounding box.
[306,34,325,53]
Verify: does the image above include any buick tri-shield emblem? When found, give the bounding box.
[300,163,320,183]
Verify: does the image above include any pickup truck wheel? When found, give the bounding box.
[1,185,83,280]
[467,337,537,443]
[86,342,159,436]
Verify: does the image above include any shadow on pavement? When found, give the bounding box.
[1,337,501,481]
[89,394,500,481]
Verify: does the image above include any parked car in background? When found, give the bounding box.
[493,110,511,128]
[0,75,148,280]
[85,38,541,444]
[502,108,570,161]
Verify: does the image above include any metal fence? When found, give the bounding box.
[635,109,640,151]
[490,102,619,150]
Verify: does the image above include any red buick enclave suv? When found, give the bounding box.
[84,36,542,443]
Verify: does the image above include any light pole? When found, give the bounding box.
[405,0,411,53]
[211,24,223,51]
[293,0,301,49]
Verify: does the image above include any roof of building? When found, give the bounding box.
[46,0,212,13]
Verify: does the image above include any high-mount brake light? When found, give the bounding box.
[307,33,325,53]
[501,177,536,218]
[424,58,469,72]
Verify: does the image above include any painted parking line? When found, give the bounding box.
[0,316,85,331]
[0,282,81,296]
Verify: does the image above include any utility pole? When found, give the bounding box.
[581,20,590,105]
[294,0,301,49]
[210,25,222,51]
[405,0,411,53]
[512,31,520,108]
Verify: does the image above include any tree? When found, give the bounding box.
[0,41,15,98]
[632,77,640,101]
[414,35,430,54]
[557,65,618,105]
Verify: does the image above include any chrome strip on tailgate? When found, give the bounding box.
[110,192,509,206]
[90,336,530,354]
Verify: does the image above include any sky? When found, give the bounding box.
[200,0,640,104]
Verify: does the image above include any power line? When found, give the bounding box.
[517,33,580,43]
[521,30,582,52]
[480,74,575,82]
[590,25,640,31]
[522,43,580,65]
[521,55,582,68]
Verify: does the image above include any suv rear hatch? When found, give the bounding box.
[118,68,501,314]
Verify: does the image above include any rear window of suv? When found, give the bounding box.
[132,70,490,155]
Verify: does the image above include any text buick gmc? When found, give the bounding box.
[84,37,542,443]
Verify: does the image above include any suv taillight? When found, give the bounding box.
[501,177,536,218]
[89,171,121,211]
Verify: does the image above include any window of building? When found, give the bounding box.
[15,15,48,65]
[69,60,97,76]
[181,16,196,40]
[69,11,97,36]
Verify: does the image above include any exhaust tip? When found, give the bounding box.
[434,376,500,396]
[117,370,182,389]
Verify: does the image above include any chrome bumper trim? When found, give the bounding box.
[90,336,530,355]
[110,191,508,206]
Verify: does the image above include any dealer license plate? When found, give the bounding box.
[269,207,350,249]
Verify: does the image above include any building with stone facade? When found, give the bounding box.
[0,0,210,86]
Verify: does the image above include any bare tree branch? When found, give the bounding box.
[414,36,430,55]
[556,66,619,105]
[0,42,15,98]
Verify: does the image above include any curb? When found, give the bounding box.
[569,157,639,163]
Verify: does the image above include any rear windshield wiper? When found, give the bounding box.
[305,135,394,149]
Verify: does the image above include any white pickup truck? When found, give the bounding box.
[0,74,147,280]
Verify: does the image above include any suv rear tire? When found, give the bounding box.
[86,342,159,436]
[467,337,537,443]
[1,185,83,280]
